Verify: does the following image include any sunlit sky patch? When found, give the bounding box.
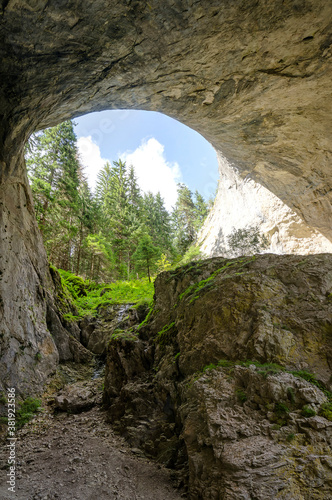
[74,110,218,210]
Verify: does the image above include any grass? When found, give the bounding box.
[301,405,316,417]
[0,397,43,430]
[156,322,176,345]
[54,267,154,319]
[320,402,332,421]
[16,397,42,428]
[110,329,138,342]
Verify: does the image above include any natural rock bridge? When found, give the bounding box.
[1,0,332,393]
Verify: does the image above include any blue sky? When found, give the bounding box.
[74,110,218,210]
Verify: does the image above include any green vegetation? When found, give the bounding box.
[1,397,43,430]
[275,402,290,417]
[16,397,43,429]
[177,256,257,305]
[287,387,295,404]
[227,225,269,257]
[157,322,176,345]
[35,352,42,362]
[110,329,138,342]
[236,388,247,403]
[301,405,316,417]
[26,122,212,283]
[320,402,332,421]
[192,358,332,424]
[57,269,155,318]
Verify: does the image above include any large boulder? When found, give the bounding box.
[103,254,332,498]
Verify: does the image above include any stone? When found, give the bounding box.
[54,380,103,413]
[103,254,332,498]
[198,152,332,257]
[1,0,332,405]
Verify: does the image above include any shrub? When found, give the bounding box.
[227,225,269,257]
[236,389,247,403]
[320,402,332,421]
[17,397,42,429]
[301,405,316,418]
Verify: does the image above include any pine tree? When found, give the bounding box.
[193,190,208,232]
[132,234,161,282]
[26,120,81,270]
[172,183,196,254]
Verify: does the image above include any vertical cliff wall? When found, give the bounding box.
[199,152,332,257]
[0,0,332,393]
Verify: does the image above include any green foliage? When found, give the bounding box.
[275,402,290,417]
[301,405,316,417]
[132,234,161,282]
[176,244,205,267]
[16,397,42,429]
[216,359,234,368]
[320,402,332,421]
[156,253,172,273]
[157,322,176,345]
[58,268,88,298]
[236,389,247,403]
[137,303,155,329]
[227,225,269,257]
[53,265,154,318]
[286,433,295,442]
[172,183,210,256]
[202,363,218,372]
[110,329,138,342]
[75,278,154,317]
[26,121,213,282]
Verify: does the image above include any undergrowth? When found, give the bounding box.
[0,397,42,430]
[55,267,154,318]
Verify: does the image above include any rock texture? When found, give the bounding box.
[1,0,332,394]
[199,152,332,257]
[54,379,103,413]
[103,254,332,498]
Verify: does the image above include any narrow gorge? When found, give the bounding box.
[1,1,332,498]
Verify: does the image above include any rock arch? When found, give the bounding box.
[1,0,332,392]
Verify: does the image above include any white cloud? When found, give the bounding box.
[77,136,108,191]
[121,138,182,211]
[77,136,182,210]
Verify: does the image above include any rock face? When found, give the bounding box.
[199,152,332,257]
[54,379,103,413]
[103,254,332,498]
[80,303,144,356]
[1,0,332,393]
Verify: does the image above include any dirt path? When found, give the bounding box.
[0,404,185,500]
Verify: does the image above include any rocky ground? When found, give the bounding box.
[0,369,184,500]
[1,254,332,499]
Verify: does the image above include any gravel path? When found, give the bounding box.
[0,405,185,500]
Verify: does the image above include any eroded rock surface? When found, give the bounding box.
[1,0,332,395]
[199,152,332,257]
[103,254,332,498]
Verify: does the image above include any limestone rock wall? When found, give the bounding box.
[199,152,332,257]
[1,0,332,394]
[103,254,332,498]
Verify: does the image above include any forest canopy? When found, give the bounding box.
[25,120,212,282]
